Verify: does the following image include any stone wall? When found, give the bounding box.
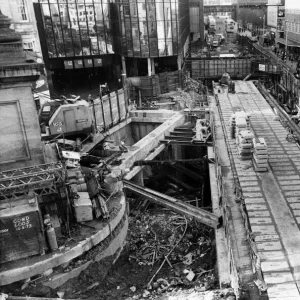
[0,82,44,171]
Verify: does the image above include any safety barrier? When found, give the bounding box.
[89,87,129,132]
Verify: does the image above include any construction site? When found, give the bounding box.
[2,1,300,300]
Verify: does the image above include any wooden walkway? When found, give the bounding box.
[216,81,300,299]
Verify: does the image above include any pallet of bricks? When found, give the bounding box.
[229,111,251,139]
[252,138,268,172]
[236,129,254,160]
[231,111,254,160]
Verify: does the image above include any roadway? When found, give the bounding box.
[214,80,300,299]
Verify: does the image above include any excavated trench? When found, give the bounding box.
[2,133,225,300]
[55,143,220,299]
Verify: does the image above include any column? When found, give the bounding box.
[147,58,152,76]
[151,58,155,75]
[121,55,127,76]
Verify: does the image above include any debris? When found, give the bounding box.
[43,269,53,277]
[147,216,188,287]
[254,279,268,292]
[142,290,150,298]
[86,282,99,291]
[204,291,215,300]
[130,286,137,292]
[57,292,64,298]
[186,270,196,281]
[21,278,31,290]
[183,253,193,265]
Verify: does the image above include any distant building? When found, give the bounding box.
[267,0,283,31]
[204,0,221,5]
[34,0,190,94]
[238,0,268,5]
[285,0,300,46]
[0,0,41,54]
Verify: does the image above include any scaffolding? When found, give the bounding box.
[0,162,64,200]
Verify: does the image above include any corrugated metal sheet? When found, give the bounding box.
[188,59,252,79]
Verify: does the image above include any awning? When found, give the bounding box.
[276,37,300,48]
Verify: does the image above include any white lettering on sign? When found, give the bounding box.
[78,60,83,65]
[88,59,92,64]
[53,122,63,127]
[67,61,72,65]
[57,127,62,132]
[13,216,32,231]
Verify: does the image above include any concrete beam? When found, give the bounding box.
[124,144,165,180]
[0,195,127,286]
[208,146,231,288]
[113,112,185,172]
[129,109,178,120]
[43,216,128,289]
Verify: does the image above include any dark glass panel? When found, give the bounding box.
[42,3,57,57]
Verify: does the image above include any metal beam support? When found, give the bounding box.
[133,158,207,166]
[169,164,204,180]
[160,140,212,146]
[123,180,219,228]
[166,174,198,191]
[164,135,194,141]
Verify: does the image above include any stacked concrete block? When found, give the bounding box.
[229,111,250,139]
[236,130,254,160]
[253,138,268,172]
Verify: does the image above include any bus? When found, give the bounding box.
[225,18,235,33]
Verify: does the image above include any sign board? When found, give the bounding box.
[93,58,102,67]
[277,6,285,31]
[84,59,93,68]
[74,59,84,69]
[64,60,73,69]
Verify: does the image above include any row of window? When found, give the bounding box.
[40,0,182,58]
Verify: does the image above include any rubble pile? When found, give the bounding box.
[127,211,218,298]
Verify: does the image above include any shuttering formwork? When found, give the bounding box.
[186,58,252,80]
[89,88,129,131]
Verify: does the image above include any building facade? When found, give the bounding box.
[34,0,189,94]
[0,0,41,54]
[267,0,282,31]
[285,0,300,45]
[238,0,268,5]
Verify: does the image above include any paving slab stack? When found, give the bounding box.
[236,129,254,160]
[252,137,268,172]
[229,111,250,139]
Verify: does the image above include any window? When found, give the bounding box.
[18,0,28,21]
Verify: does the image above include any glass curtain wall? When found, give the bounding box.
[39,0,114,58]
[112,0,178,57]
